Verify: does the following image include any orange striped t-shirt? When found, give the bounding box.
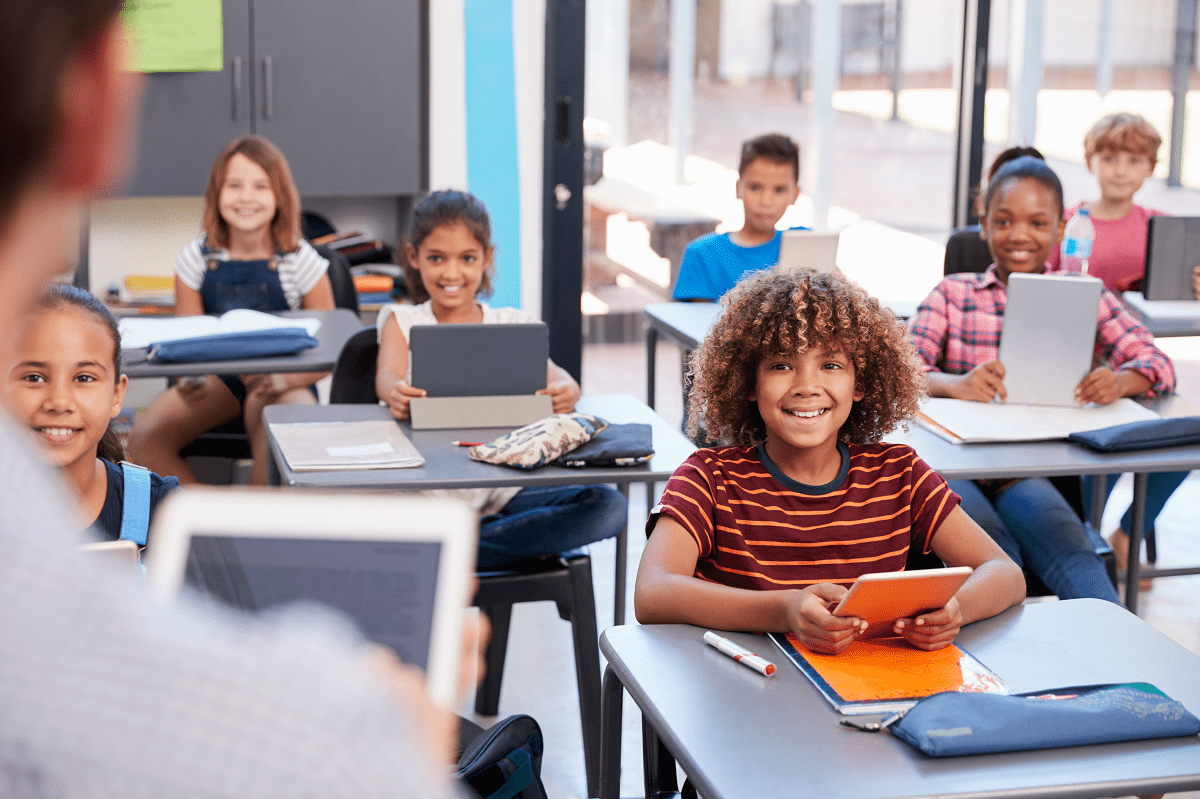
[650,442,961,590]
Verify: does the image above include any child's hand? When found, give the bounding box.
[785,583,866,655]
[951,360,1006,402]
[1075,366,1120,405]
[383,380,426,420]
[893,596,962,650]
[242,373,290,402]
[537,380,579,414]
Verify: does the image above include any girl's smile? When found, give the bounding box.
[980,177,1065,284]
[408,221,492,322]
[6,307,127,475]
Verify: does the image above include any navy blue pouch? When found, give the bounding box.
[1068,417,1200,452]
[886,683,1200,757]
[557,423,654,467]
[148,328,318,363]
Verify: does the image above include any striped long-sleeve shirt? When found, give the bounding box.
[649,442,960,590]
[907,265,1174,394]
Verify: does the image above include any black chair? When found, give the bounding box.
[180,243,362,477]
[944,225,993,275]
[328,331,605,797]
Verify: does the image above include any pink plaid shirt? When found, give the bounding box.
[908,265,1174,395]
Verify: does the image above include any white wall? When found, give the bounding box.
[88,197,205,294]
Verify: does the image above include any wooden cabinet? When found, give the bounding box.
[124,0,423,197]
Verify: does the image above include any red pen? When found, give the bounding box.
[451,440,484,447]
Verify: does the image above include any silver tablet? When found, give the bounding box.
[146,489,477,707]
[999,272,1102,407]
[776,230,841,274]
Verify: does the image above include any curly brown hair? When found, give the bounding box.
[688,268,925,446]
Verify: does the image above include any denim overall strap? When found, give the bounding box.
[198,241,289,314]
[118,461,151,547]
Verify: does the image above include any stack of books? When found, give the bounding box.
[119,274,175,307]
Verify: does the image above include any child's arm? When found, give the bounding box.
[1078,289,1175,404]
[892,506,1026,651]
[634,516,865,655]
[300,275,336,310]
[925,361,1007,403]
[537,359,580,413]
[175,282,204,316]
[375,316,425,420]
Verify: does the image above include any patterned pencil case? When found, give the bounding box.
[148,328,318,363]
[874,683,1200,757]
[468,413,608,470]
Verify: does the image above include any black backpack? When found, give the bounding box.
[455,715,549,799]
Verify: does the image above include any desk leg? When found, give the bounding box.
[615,483,630,626]
[642,715,679,798]
[1125,472,1148,614]
[600,665,624,799]
[267,450,280,487]
[646,326,659,410]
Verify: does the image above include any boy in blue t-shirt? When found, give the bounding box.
[672,133,804,301]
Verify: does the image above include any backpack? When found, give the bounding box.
[455,715,549,799]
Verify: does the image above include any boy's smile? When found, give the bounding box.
[735,158,800,244]
[751,345,862,483]
[1089,149,1154,208]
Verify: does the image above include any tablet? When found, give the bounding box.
[998,272,1102,406]
[1144,216,1200,301]
[776,230,840,274]
[409,322,548,397]
[145,489,477,707]
[832,567,973,637]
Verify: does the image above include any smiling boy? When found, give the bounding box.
[671,133,804,301]
[1047,112,1163,294]
[636,269,1025,655]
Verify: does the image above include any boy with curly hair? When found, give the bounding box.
[635,269,1025,655]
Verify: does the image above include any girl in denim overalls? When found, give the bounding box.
[128,136,335,486]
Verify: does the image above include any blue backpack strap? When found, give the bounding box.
[118,461,152,547]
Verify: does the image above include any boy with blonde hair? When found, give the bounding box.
[1048,112,1162,293]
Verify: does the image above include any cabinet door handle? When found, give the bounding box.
[262,55,274,120]
[231,56,242,121]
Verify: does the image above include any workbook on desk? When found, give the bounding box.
[269,420,424,470]
[119,308,322,350]
[769,632,1012,715]
[917,397,1160,444]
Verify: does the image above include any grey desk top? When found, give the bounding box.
[602,600,1200,799]
[1121,293,1200,338]
[263,393,696,489]
[122,308,362,378]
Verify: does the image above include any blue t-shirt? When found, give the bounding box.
[672,228,806,301]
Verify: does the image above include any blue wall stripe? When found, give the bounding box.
[464,0,521,309]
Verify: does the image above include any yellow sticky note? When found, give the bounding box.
[122,0,223,73]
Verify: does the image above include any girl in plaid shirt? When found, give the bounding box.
[909,155,1174,603]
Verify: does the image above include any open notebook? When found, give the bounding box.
[917,396,1160,444]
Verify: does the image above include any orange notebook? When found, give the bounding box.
[769,632,1011,715]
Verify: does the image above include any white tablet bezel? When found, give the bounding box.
[832,567,973,635]
[146,488,477,707]
[776,230,841,274]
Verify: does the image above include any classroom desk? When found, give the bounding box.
[121,308,362,379]
[1121,292,1200,338]
[262,393,696,625]
[598,600,1200,799]
[894,402,1200,615]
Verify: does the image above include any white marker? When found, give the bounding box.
[703,631,775,677]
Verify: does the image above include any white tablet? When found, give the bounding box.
[832,567,973,637]
[999,272,1102,407]
[146,489,477,707]
[776,230,841,274]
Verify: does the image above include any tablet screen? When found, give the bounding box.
[185,535,442,669]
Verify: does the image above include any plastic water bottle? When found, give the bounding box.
[1061,208,1094,274]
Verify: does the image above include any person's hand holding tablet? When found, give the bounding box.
[831,567,974,651]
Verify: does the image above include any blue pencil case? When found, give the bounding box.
[147,328,318,363]
[1068,416,1200,452]
[880,683,1200,757]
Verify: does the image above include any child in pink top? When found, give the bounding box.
[1047,112,1162,294]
